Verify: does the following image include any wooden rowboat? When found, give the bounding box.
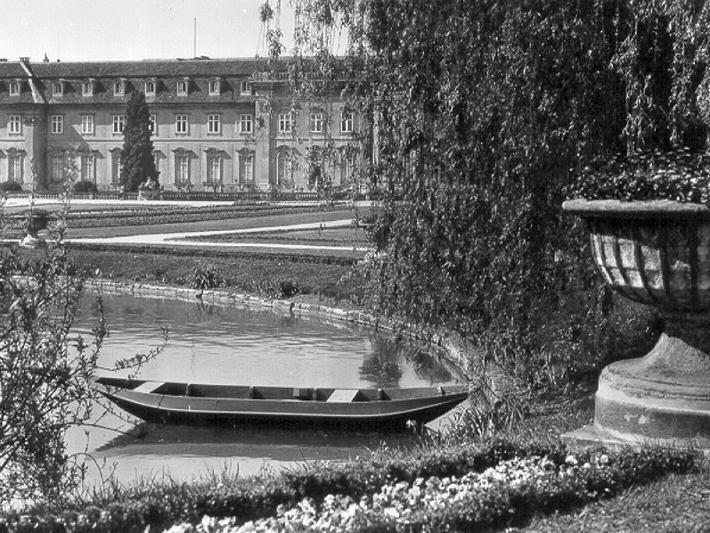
[94,377,469,431]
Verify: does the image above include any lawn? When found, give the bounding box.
[68,248,362,303]
[178,227,371,247]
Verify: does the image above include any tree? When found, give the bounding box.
[269,0,710,389]
[120,91,158,192]
[0,191,163,503]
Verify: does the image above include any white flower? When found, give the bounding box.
[383,507,400,519]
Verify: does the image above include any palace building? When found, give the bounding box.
[0,57,363,192]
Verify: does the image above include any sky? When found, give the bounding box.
[0,0,298,63]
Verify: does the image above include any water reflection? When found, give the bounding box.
[71,292,463,485]
[359,337,453,388]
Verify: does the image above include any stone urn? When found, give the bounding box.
[563,198,710,447]
[19,209,50,248]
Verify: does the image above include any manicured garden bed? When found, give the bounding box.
[1,438,698,533]
[2,203,360,237]
[66,248,362,302]
[179,228,371,247]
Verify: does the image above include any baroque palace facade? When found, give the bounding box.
[0,57,362,192]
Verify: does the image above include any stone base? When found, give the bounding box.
[562,423,710,452]
[573,327,710,448]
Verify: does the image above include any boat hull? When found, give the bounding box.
[95,378,469,431]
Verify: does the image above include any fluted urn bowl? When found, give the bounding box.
[563,199,710,446]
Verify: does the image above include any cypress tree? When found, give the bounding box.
[120,90,158,191]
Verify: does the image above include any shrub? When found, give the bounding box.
[4,441,693,533]
[570,148,710,205]
[73,180,98,193]
[170,448,698,533]
[190,265,223,293]
[0,180,22,192]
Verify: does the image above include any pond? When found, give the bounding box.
[67,292,465,487]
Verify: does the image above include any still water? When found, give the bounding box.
[68,292,463,487]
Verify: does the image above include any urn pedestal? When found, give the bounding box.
[563,199,710,447]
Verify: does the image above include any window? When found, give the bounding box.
[153,151,160,177]
[8,152,23,182]
[308,147,322,188]
[339,150,357,184]
[112,114,125,134]
[276,150,295,186]
[239,114,253,134]
[113,80,125,96]
[208,79,220,95]
[175,152,190,186]
[177,79,189,95]
[51,81,63,97]
[80,153,95,182]
[81,114,94,135]
[9,81,20,96]
[207,114,221,134]
[50,115,63,135]
[82,80,94,96]
[206,153,222,184]
[240,81,251,94]
[310,112,324,133]
[278,112,293,134]
[175,114,188,134]
[149,114,157,135]
[50,154,63,182]
[8,115,21,135]
[341,111,354,133]
[145,80,156,95]
[111,150,122,185]
[238,151,254,183]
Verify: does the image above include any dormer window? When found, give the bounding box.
[9,80,20,96]
[82,79,95,97]
[51,80,64,97]
[208,78,221,96]
[177,78,189,96]
[113,79,125,96]
[145,79,156,95]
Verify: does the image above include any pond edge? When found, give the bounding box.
[85,279,472,383]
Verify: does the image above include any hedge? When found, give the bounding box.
[0,440,697,533]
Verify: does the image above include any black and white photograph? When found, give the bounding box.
[0,1,708,531]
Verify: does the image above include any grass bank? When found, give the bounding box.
[67,248,363,304]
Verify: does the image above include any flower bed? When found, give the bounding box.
[2,204,341,232]
[166,448,696,533]
[0,441,696,533]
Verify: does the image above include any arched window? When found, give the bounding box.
[204,148,223,186]
[110,148,122,186]
[307,147,323,189]
[237,149,255,184]
[7,148,25,183]
[173,148,194,188]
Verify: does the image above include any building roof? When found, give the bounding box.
[0,58,270,106]
[0,62,28,77]
[30,58,262,78]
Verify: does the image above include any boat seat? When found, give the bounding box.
[133,382,165,394]
[327,389,361,403]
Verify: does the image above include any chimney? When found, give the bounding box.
[19,56,30,64]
